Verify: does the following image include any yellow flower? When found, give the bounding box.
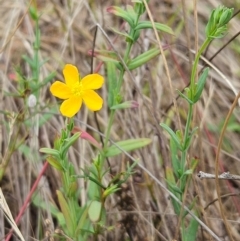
[50,64,104,118]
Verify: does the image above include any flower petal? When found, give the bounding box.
[81,74,104,90]
[60,96,82,117]
[82,90,103,111]
[63,64,80,87]
[50,81,72,99]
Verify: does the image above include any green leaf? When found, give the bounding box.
[46,156,63,171]
[22,55,34,68]
[87,172,101,200]
[76,205,93,236]
[170,137,181,179]
[185,215,199,241]
[182,196,198,219]
[167,183,183,196]
[126,5,137,23]
[127,48,160,70]
[107,6,134,27]
[56,190,75,236]
[133,1,146,15]
[39,147,60,157]
[88,201,102,222]
[111,27,133,41]
[183,126,198,151]
[61,132,81,157]
[32,192,65,226]
[166,167,182,195]
[103,184,121,198]
[166,167,181,215]
[133,29,141,41]
[160,123,182,151]
[135,21,174,35]
[176,89,194,104]
[79,168,106,190]
[105,138,152,157]
[107,62,117,107]
[193,68,209,103]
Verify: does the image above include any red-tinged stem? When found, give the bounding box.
[5,161,49,241]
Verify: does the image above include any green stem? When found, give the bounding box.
[180,103,193,177]
[179,37,211,232]
[181,37,211,172]
[189,38,211,95]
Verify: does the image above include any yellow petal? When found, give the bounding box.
[63,64,80,87]
[60,96,82,117]
[81,74,104,90]
[82,90,103,111]
[50,81,72,99]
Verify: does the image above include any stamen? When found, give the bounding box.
[72,82,83,96]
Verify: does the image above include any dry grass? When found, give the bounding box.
[1,0,240,240]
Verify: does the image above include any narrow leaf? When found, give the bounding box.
[39,148,60,157]
[22,55,34,68]
[170,137,181,179]
[185,215,199,241]
[61,132,81,156]
[56,190,74,236]
[160,123,182,150]
[176,89,194,104]
[105,138,152,157]
[183,127,198,151]
[126,5,137,22]
[193,68,209,103]
[166,167,181,215]
[127,48,160,70]
[88,201,102,222]
[135,21,174,35]
[107,62,117,107]
[111,27,133,41]
[46,156,63,171]
[107,6,134,27]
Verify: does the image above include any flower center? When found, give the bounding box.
[71,82,84,97]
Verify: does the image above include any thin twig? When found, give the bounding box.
[214,91,240,241]
[198,171,240,180]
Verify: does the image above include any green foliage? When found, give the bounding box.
[107,62,118,107]
[185,215,199,241]
[7,1,234,241]
[105,138,152,157]
[160,123,183,150]
[56,190,75,236]
[88,201,102,222]
[193,68,209,103]
[107,6,135,27]
[205,6,233,39]
[160,5,233,241]
[134,21,174,35]
[127,48,161,70]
